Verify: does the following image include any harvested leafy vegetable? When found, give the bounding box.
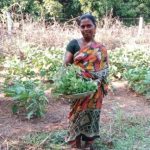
[53,65,97,95]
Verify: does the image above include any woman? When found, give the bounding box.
[64,13,109,149]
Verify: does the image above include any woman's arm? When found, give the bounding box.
[64,51,74,66]
[64,39,79,66]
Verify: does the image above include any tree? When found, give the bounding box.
[0,0,150,23]
[79,0,108,18]
[112,0,150,18]
[43,0,63,18]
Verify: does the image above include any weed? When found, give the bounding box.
[9,114,150,150]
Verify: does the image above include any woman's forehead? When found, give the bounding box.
[80,18,94,25]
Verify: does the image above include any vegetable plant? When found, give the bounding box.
[3,80,48,119]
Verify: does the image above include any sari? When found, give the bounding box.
[65,41,109,148]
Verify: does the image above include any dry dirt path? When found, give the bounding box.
[0,81,150,142]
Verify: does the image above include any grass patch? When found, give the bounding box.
[7,114,150,150]
[23,130,67,149]
[96,111,150,150]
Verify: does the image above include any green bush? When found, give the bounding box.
[3,48,63,81]
[3,79,48,119]
[109,48,150,98]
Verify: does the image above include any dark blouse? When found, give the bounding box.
[66,39,80,55]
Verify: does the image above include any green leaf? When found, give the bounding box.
[40,69,47,77]
[12,104,18,114]
[13,92,29,101]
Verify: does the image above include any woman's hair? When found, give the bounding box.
[77,13,96,27]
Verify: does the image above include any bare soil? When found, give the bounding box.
[0,81,150,144]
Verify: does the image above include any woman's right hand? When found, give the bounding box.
[64,51,74,65]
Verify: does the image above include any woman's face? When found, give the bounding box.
[79,18,96,40]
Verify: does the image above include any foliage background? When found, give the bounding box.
[0,0,150,149]
[0,0,150,23]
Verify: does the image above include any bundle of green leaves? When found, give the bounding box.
[3,80,48,119]
[53,65,97,95]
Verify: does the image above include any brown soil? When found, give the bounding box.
[0,81,150,144]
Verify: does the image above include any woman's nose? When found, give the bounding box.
[84,26,89,30]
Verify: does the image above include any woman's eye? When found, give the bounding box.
[81,24,92,29]
[87,24,92,28]
[81,25,85,29]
